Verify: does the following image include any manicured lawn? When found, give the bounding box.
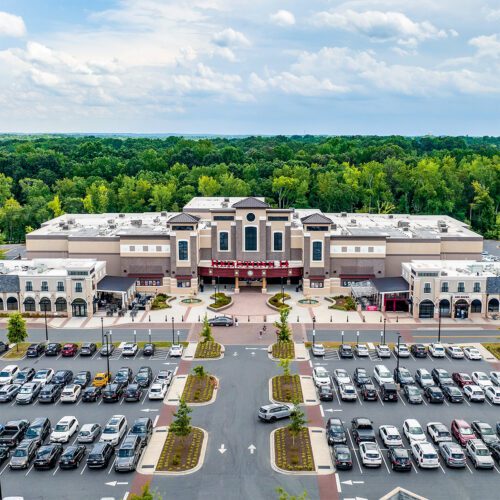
[2,342,31,359]
[272,374,303,403]
[156,427,204,472]
[182,374,216,403]
[328,295,356,311]
[269,293,291,310]
[272,341,295,359]
[210,293,231,309]
[151,294,171,310]
[274,427,314,472]
[194,341,222,359]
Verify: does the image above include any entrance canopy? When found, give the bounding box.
[97,276,137,293]
[372,277,409,294]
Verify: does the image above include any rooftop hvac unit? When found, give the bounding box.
[224,197,230,202]
[439,226,448,233]
[118,213,126,218]
[37,264,47,274]
[108,224,117,229]
[222,201,228,207]
[107,219,115,224]
[441,271,448,276]
[388,214,394,219]
[397,220,410,228]
[350,219,357,224]
[131,219,142,227]
[292,213,299,219]
[67,218,75,225]
[341,212,347,217]
[402,227,409,231]
[62,224,69,230]
[59,221,65,227]
[161,212,167,217]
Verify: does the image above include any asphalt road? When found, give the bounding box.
[311,347,500,500]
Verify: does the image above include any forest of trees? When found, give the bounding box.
[0,135,498,243]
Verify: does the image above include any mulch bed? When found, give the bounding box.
[195,341,222,359]
[272,374,303,403]
[274,427,315,471]
[182,374,216,403]
[156,427,204,472]
[272,341,295,359]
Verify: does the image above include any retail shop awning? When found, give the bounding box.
[372,277,409,294]
[97,276,137,293]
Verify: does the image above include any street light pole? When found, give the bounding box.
[104,333,110,378]
[43,307,48,343]
[281,276,284,306]
[437,303,442,343]
[312,316,316,347]
[101,317,104,347]
[177,330,180,345]
[341,330,344,345]
[396,335,402,374]
[383,317,386,344]
[356,330,359,349]
[171,317,174,344]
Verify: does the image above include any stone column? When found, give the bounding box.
[235,276,239,294]
[262,276,267,293]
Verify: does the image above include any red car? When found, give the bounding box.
[451,419,476,447]
[61,343,78,357]
[452,372,473,388]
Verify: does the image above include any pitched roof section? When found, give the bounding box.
[167,213,200,224]
[0,275,20,293]
[486,276,500,294]
[301,213,332,224]
[232,197,270,209]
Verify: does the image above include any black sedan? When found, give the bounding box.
[124,384,143,402]
[333,444,352,470]
[26,343,45,357]
[0,341,8,354]
[403,385,423,404]
[318,385,334,401]
[442,385,464,403]
[82,386,102,402]
[59,445,86,469]
[102,384,124,403]
[208,316,234,327]
[80,343,97,356]
[388,447,412,471]
[74,371,91,388]
[38,384,63,404]
[34,444,64,470]
[424,386,445,404]
[361,382,378,401]
[134,367,153,388]
[45,343,62,356]
[143,343,155,356]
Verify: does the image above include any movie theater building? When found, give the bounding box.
[26,197,483,298]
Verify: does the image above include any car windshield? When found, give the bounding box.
[451,453,464,459]
[423,453,437,459]
[19,386,32,394]
[481,428,494,435]
[131,424,146,434]
[118,448,134,457]
[0,371,10,377]
[16,373,26,379]
[434,346,444,351]
[35,371,48,377]
[103,426,117,434]
[477,373,488,380]
[400,369,410,376]
[37,447,52,457]
[79,430,90,436]
[409,426,422,434]
[379,370,390,378]
[421,373,432,379]
[150,387,160,393]
[476,448,489,456]
[366,452,379,458]
[13,449,27,457]
[136,373,147,380]
[408,387,420,395]
[344,387,355,393]
[25,428,41,438]
[461,428,474,435]
[55,424,68,432]
[331,425,343,432]
[337,452,350,459]
[438,431,450,436]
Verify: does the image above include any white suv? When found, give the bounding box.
[32,368,54,387]
[403,419,426,443]
[373,365,394,386]
[100,415,128,446]
[411,442,439,468]
[0,365,19,386]
[379,425,403,447]
[466,439,494,469]
[313,367,331,387]
[122,343,138,357]
[50,416,79,443]
[429,344,445,358]
[61,384,81,403]
[375,344,391,358]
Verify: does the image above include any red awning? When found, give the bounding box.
[175,275,192,280]
[309,276,325,280]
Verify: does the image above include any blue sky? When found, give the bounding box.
[0,0,499,135]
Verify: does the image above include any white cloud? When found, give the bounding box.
[212,28,250,47]
[270,10,296,27]
[0,11,26,37]
[469,34,500,58]
[311,9,448,46]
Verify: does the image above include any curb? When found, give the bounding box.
[165,374,219,407]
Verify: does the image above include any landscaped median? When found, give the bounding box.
[166,366,219,406]
[269,359,318,406]
[194,340,224,359]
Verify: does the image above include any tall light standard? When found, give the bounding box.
[356,330,359,349]
[171,317,175,344]
[43,305,49,343]
[341,330,344,345]
[437,302,442,343]
[103,332,111,378]
[312,316,316,347]
[101,317,104,347]
[383,317,386,344]
[396,334,402,374]
[177,330,180,345]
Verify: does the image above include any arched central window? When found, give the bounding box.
[244,226,257,251]
[178,240,189,261]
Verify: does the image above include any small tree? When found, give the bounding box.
[7,312,28,351]
[274,308,291,343]
[129,482,163,500]
[200,314,214,342]
[170,398,192,442]
[279,358,290,377]
[287,400,307,446]
[276,487,308,500]
[193,365,207,378]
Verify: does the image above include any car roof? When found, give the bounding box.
[58,416,76,423]
[91,442,109,452]
[405,419,421,425]
[454,419,469,426]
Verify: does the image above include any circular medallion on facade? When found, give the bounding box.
[246,212,255,222]
[247,270,254,277]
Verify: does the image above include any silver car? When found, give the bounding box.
[439,442,466,468]
[311,344,325,357]
[77,423,101,444]
[466,439,494,469]
[9,439,38,469]
[114,435,142,472]
[258,403,292,422]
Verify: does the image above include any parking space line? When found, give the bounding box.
[153,415,159,427]
[333,387,342,406]
[494,465,500,474]
[52,465,59,476]
[347,430,362,474]
[319,405,324,418]
[108,457,116,474]
[98,398,102,405]
[91,351,99,360]
[443,399,449,407]
[80,463,87,475]
[439,461,446,474]
[25,464,34,476]
[141,392,148,405]
[398,393,406,406]
[380,450,391,474]
[335,472,341,493]
[465,463,473,474]
[0,463,9,476]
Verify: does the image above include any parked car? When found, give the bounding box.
[114,434,143,472]
[32,368,54,387]
[80,343,97,356]
[61,384,81,403]
[394,343,410,358]
[9,439,38,469]
[24,417,51,446]
[472,371,493,388]
[403,384,423,404]
[379,425,403,447]
[12,367,35,385]
[0,420,29,448]
[403,419,426,443]
[258,403,292,422]
[387,447,412,471]
[38,383,63,404]
[124,384,143,402]
[445,345,464,359]
[393,367,414,386]
[16,382,41,405]
[490,371,500,386]
[354,344,369,357]
[353,368,371,387]
[34,443,63,470]
[82,386,102,402]
[128,418,153,450]
[431,368,453,388]
[338,344,354,359]
[100,344,115,356]
[424,386,444,404]
[61,343,78,357]
[359,442,382,467]
[415,368,434,389]
[155,370,173,386]
[411,441,439,469]
[59,444,86,469]
[485,386,500,404]
[490,443,500,463]
[326,418,346,445]
[471,421,500,448]
[466,439,495,469]
[429,343,445,358]
[45,343,62,356]
[375,344,391,358]
[318,384,334,401]
[87,442,114,469]
[99,415,128,446]
[332,444,352,470]
[0,384,20,403]
[452,372,473,388]
[113,367,133,385]
[142,343,155,356]
[464,385,485,402]
[351,418,375,443]
[208,316,234,327]
[148,382,168,400]
[380,383,398,402]
[311,344,325,357]
[427,422,452,444]
[463,347,482,360]
[27,343,46,358]
[92,372,111,388]
[0,365,19,386]
[333,368,351,386]
[134,366,153,388]
[439,441,467,468]
[339,383,357,401]
[102,383,124,403]
[0,446,10,465]
[373,365,394,386]
[74,371,91,388]
[442,385,464,403]
[410,344,427,358]
[53,369,74,387]
[77,423,101,444]
[0,341,8,354]
[169,344,184,357]
[361,382,378,401]
[50,416,79,443]
[313,367,331,387]
[451,419,476,447]
[122,343,138,357]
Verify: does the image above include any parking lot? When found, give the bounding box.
[311,343,500,500]
[0,346,181,500]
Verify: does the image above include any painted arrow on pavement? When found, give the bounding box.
[342,480,365,485]
[141,409,159,413]
[248,444,256,454]
[325,409,343,413]
[233,352,238,357]
[106,481,129,486]
[218,444,227,454]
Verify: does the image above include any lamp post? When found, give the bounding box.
[104,332,110,378]
[383,317,386,344]
[341,330,344,345]
[148,328,152,344]
[101,317,104,347]
[356,330,359,349]
[437,302,442,343]
[171,317,175,344]
[43,306,48,343]
[281,275,285,306]
[380,331,383,345]
[396,335,402,374]
[312,316,316,347]
[177,330,180,345]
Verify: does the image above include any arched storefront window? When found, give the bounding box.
[419,300,435,318]
[72,299,87,317]
[488,298,499,313]
[439,299,451,317]
[470,299,482,313]
[40,297,52,312]
[454,299,469,319]
[55,297,67,312]
[6,297,18,311]
[24,297,36,312]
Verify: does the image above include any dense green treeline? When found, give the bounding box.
[0,135,498,243]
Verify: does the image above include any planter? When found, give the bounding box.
[156,427,205,473]
[207,293,233,312]
[271,341,295,359]
[194,341,223,359]
[267,293,291,311]
[182,374,217,404]
[271,375,304,403]
[273,427,315,472]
